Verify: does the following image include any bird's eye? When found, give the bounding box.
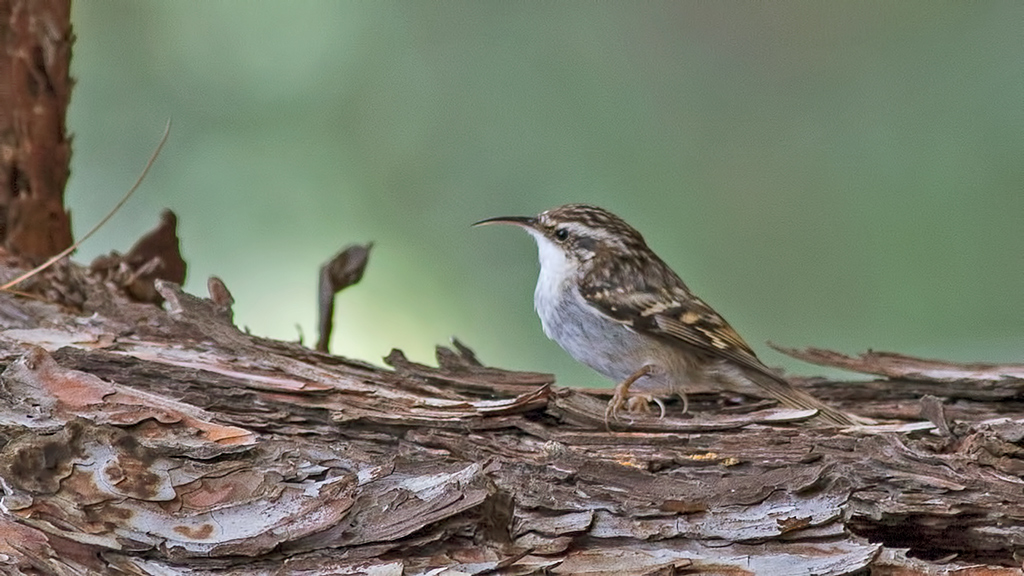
[554,228,569,242]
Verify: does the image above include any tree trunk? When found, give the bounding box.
[0,0,73,262]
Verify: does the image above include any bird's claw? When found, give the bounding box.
[604,393,666,430]
[604,389,628,427]
[604,365,662,430]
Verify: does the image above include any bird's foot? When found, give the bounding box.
[625,394,666,417]
[604,365,660,430]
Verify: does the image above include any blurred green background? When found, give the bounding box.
[66,3,1023,385]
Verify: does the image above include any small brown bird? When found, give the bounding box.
[476,204,861,426]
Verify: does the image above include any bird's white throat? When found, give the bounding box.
[526,230,575,334]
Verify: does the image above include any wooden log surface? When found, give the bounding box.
[0,264,1022,575]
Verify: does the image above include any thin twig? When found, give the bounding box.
[1,120,172,292]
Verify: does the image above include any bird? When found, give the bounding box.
[474,203,862,427]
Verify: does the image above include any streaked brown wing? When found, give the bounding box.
[581,282,783,382]
[577,243,862,425]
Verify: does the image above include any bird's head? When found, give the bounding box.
[474,204,649,269]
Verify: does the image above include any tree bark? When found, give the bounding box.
[0,0,73,262]
[0,272,1023,575]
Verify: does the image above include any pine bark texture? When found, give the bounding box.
[0,271,1022,575]
[0,0,73,262]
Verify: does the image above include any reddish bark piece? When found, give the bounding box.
[0,0,73,261]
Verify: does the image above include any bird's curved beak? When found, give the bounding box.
[472,215,536,229]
